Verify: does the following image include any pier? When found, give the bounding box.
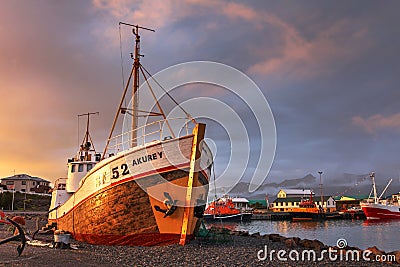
[251,211,366,220]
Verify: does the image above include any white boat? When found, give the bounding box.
[48,23,213,246]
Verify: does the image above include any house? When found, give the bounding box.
[272,188,336,212]
[0,174,51,194]
[276,189,314,198]
[334,195,367,211]
[272,196,336,212]
[232,197,250,211]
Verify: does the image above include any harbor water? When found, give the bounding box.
[206,219,400,252]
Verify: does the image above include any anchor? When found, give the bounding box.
[0,218,27,256]
[154,192,178,218]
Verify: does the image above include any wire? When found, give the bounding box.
[140,64,194,122]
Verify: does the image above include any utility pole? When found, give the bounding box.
[318,171,324,210]
[11,187,15,211]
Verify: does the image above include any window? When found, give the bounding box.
[71,164,76,173]
[78,164,84,172]
[6,181,14,185]
[22,181,26,185]
[87,164,93,172]
[33,182,36,186]
[21,189,25,192]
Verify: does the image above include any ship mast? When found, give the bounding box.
[125,23,155,148]
[78,112,99,160]
[131,25,140,148]
[370,172,378,204]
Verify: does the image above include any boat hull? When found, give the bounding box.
[203,213,252,222]
[361,203,400,220]
[49,124,212,246]
[51,170,206,246]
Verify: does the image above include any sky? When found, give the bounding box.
[1,0,400,192]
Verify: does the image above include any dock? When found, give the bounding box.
[251,211,366,220]
[251,212,291,220]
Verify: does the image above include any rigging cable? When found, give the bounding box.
[140,64,195,122]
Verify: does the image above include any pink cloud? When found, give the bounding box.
[222,2,258,21]
[352,113,400,134]
[248,18,370,80]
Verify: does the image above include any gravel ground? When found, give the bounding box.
[0,217,397,267]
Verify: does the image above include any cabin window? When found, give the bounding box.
[87,164,93,172]
[6,181,14,185]
[78,164,84,172]
[71,165,76,173]
[33,182,36,186]
[21,181,26,185]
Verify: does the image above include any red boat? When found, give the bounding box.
[204,196,252,222]
[361,172,400,220]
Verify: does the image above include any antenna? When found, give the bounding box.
[78,112,99,159]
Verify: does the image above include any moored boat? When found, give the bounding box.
[361,172,400,220]
[204,196,252,222]
[48,23,213,246]
[289,193,340,221]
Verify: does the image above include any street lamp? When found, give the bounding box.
[318,171,324,210]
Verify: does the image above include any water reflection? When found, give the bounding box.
[205,219,400,251]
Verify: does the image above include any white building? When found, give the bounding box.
[0,174,51,193]
[232,197,250,211]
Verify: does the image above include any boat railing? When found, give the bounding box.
[107,117,195,155]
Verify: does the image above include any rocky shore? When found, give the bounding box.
[0,215,398,267]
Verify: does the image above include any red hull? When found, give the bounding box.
[362,205,400,220]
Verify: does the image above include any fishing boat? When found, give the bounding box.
[288,193,325,221]
[361,172,400,220]
[48,23,213,246]
[204,196,252,222]
[288,192,340,221]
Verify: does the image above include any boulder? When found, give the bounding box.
[388,250,400,264]
[269,234,282,242]
[239,230,249,236]
[292,237,301,244]
[298,239,325,250]
[251,232,261,238]
[11,216,25,225]
[285,238,297,248]
[367,246,384,256]
[366,246,385,262]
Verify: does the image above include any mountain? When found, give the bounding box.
[213,173,399,200]
[215,174,317,199]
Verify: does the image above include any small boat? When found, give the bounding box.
[361,172,400,220]
[289,193,325,221]
[48,23,213,246]
[289,192,340,221]
[204,196,252,222]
